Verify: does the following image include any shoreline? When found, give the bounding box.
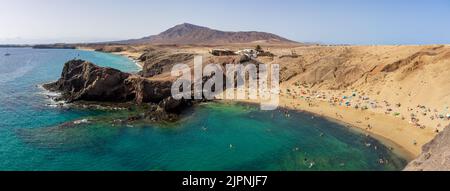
[110,51,144,69]
[76,47,144,69]
[237,94,437,159]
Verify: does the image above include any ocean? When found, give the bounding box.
[0,48,407,170]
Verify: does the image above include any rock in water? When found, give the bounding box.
[124,76,172,104]
[159,97,191,113]
[43,59,190,122]
[43,59,175,104]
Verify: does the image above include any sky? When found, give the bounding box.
[1,0,450,45]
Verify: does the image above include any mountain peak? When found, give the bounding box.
[121,23,298,45]
[176,23,203,28]
[170,23,204,30]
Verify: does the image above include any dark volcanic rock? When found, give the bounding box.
[210,49,237,56]
[159,97,192,113]
[43,59,191,122]
[124,77,172,104]
[405,125,450,171]
[43,60,133,102]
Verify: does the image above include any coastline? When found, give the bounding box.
[238,94,436,158]
[110,51,144,69]
[76,47,144,69]
[72,44,448,165]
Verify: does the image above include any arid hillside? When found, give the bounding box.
[276,45,450,130]
[114,23,298,45]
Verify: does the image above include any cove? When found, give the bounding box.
[0,48,408,171]
[182,175,216,188]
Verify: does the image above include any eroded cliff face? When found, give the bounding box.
[405,125,450,171]
[43,59,191,122]
[43,51,260,122]
[43,60,134,102]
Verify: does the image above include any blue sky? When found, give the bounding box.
[1,0,449,44]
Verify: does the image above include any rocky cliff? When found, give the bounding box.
[405,125,450,171]
[137,50,195,78]
[43,60,133,102]
[43,59,191,122]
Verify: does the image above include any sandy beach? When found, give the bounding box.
[278,93,435,157]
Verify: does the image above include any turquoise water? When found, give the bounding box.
[0,48,407,171]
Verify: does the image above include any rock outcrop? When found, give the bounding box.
[43,59,190,122]
[210,49,237,56]
[43,60,133,102]
[405,125,450,171]
[124,76,172,104]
